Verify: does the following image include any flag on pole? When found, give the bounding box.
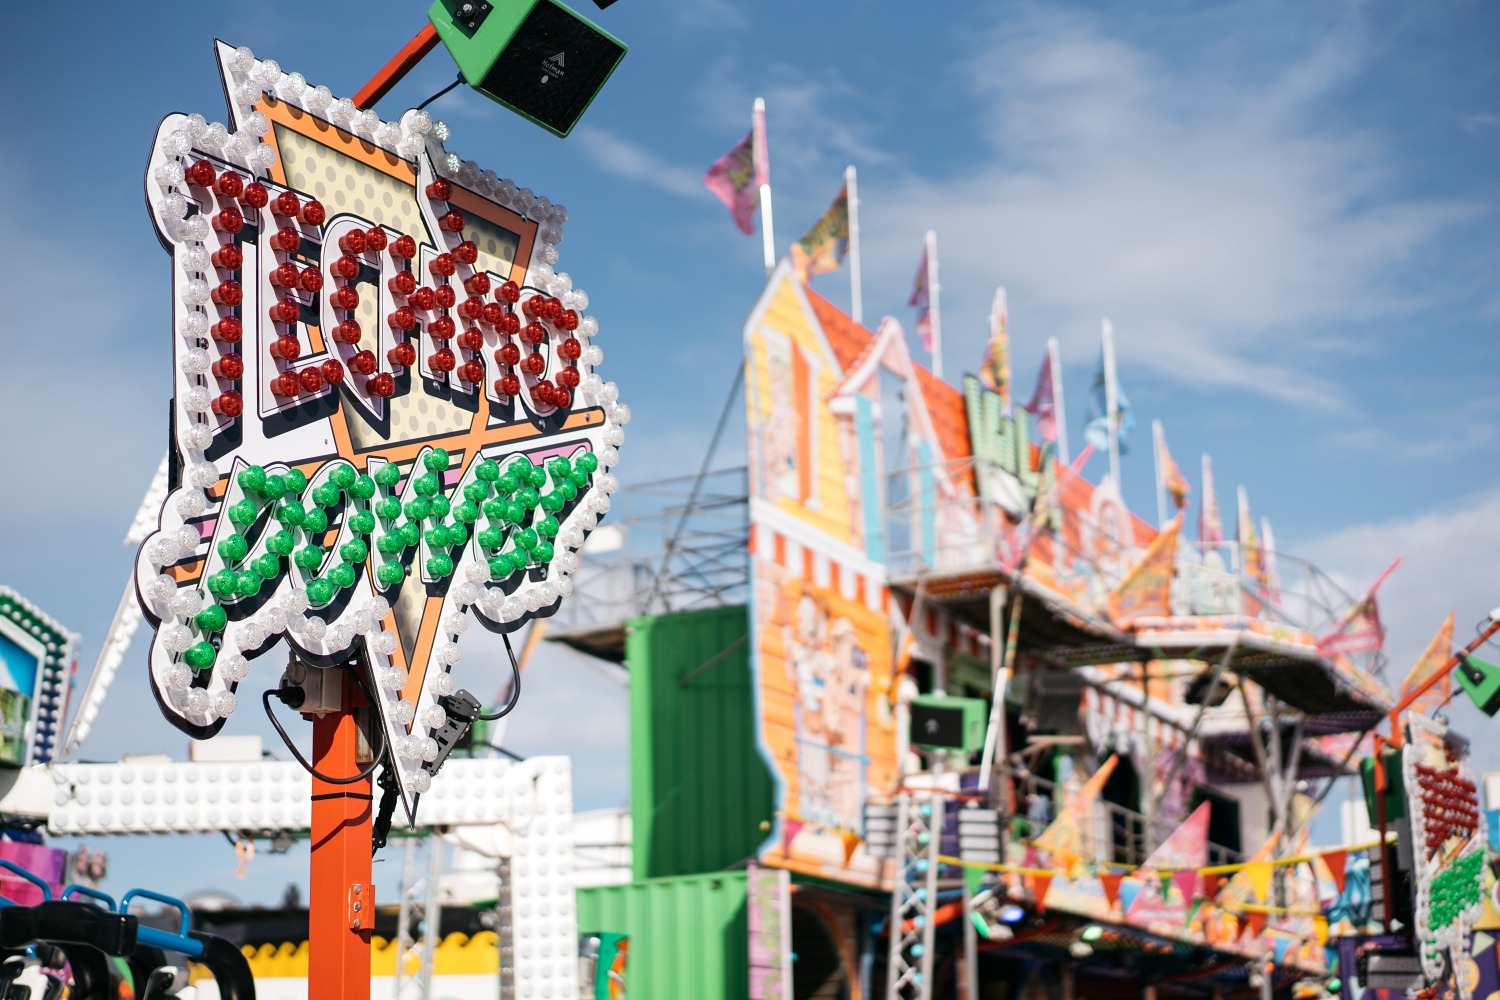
[979,287,1012,406]
[703,104,768,235]
[1106,514,1182,626]
[1401,612,1455,717]
[1317,557,1402,656]
[1199,455,1223,547]
[909,241,933,351]
[791,182,850,280]
[1022,350,1056,444]
[1033,755,1119,872]
[1261,517,1282,603]
[1156,428,1190,510]
[1083,349,1133,454]
[1238,487,1269,601]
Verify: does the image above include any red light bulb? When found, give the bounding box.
[390,234,417,260]
[273,371,302,397]
[270,262,301,289]
[273,191,300,218]
[430,253,456,278]
[434,285,457,309]
[321,359,346,384]
[212,208,244,234]
[338,230,367,255]
[349,350,378,375]
[496,373,521,397]
[534,381,556,405]
[553,386,572,409]
[454,240,478,265]
[187,159,216,188]
[212,317,243,343]
[369,372,396,397]
[498,280,521,304]
[557,365,580,389]
[459,359,484,383]
[335,319,363,345]
[495,343,521,366]
[430,348,457,373]
[270,297,300,324]
[211,245,243,270]
[545,297,564,322]
[330,286,360,310]
[561,309,579,331]
[425,178,452,201]
[212,390,243,417]
[429,316,456,340]
[522,296,541,319]
[300,201,327,226]
[215,172,244,199]
[240,182,269,209]
[439,210,465,233]
[331,255,359,281]
[559,337,582,360]
[299,268,324,293]
[271,334,303,361]
[523,322,547,345]
[460,296,485,321]
[299,367,325,393]
[522,353,546,376]
[464,273,491,295]
[364,227,387,251]
[389,307,417,331]
[388,271,417,296]
[412,286,436,311]
[482,302,505,326]
[212,353,244,380]
[211,279,243,306]
[500,312,521,336]
[274,226,300,253]
[388,342,417,368]
[458,329,484,352]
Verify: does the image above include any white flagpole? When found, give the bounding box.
[1049,337,1069,465]
[846,164,862,325]
[754,97,775,276]
[926,229,943,379]
[1152,420,1168,529]
[1234,485,1249,575]
[1102,318,1120,486]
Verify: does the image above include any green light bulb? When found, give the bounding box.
[377,561,405,587]
[235,572,262,598]
[261,474,287,501]
[295,546,323,571]
[488,553,513,578]
[446,523,468,547]
[540,492,565,513]
[482,499,506,521]
[527,466,547,489]
[284,469,308,494]
[404,498,431,521]
[496,472,520,495]
[184,641,217,671]
[424,448,450,472]
[476,459,500,482]
[400,522,421,547]
[349,510,376,536]
[267,529,296,557]
[312,483,341,507]
[503,500,525,524]
[533,541,554,563]
[515,528,538,551]
[557,481,577,502]
[217,534,249,564]
[546,456,571,479]
[374,464,401,489]
[341,539,369,563]
[464,482,490,504]
[352,475,377,500]
[276,501,307,528]
[516,487,540,510]
[568,469,590,490]
[195,605,228,633]
[414,472,439,497]
[306,578,335,605]
[537,516,559,538]
[426,553,454,577]
[425,527,450,549]
[253,553,282,580]
[238,466,267,495]
[208,571,238,598]
[330,465,356,491]
[330,562,357,589]
[576,453,599,474]
[303,508,329,534]
[479,526,504,550]
[453,500,479,524]
[376,497,402,521]
[378,532,404,555]
[429,495,451,518]
[228,500,259,529]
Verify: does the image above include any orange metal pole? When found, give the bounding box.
[309,668,375,999]
[1385,618,1500,747]
[353,23,443,110]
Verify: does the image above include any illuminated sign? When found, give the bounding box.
[0,588,74,768]
[136,42,626,812]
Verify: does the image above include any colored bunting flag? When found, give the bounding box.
[1238,487,1267,591]
[1199,455,1223,547]
[1242,910,1268,941]
[1244,862,1274,903]
[1157,428,1190,510]
[1172,869,1199,906]
[979,287,1012,405]
[791,182,850,280]
[1022,350,1056,444]
[1401,612,1455,717]
[1201,873,1225,900]
[1099,871,1125,910]
[1272,937,1291,965]
[1321,849,1347,895]
[964,863,986,900]
[1084,348,1134,454]
[1030,873,1054,912]
[909,243,933,351]
[839,830,862,866]
[1317,557,1401,656]
[703,103,768,235]
[1184,898,1203,927]
[1034,755,1119,863]
[1261,517,1282,604]
[781,816,804,857]
[1106,513,1182,627]
[1119,879,1142,913]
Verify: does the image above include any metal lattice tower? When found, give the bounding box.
[886,789,942,1000]
[391,837,444,1000]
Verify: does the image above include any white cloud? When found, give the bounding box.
[570,125,707,199]
[858,5,1478,409]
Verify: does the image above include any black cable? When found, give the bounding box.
[474,632,523,721]
[479,743,526,762]
[262,667,387,785]
[416,74,464,112]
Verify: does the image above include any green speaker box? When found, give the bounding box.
[1360,748,1406,827]
[1457,655,1500,716]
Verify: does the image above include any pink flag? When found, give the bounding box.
[1199,455,1222,547]
[1023,352,1056,443]
[1317,557,1401,657]
[703,103,768,235]
[909,243,933,350]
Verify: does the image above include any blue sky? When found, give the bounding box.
[0,0,1496,904]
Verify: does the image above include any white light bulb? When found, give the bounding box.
[436,641,461,666]
[148,574,178,607]
[539,244,560,265]
[373,631,399,656]
[185,688,210,716]
[261,606,287,633]
[253,59,281,86]
[281,590,310,615]
[183,385,212,414]
[552,271,572,294]
[521,589,543,613]
[175,524,201,552]
[213,691,237,719]
[303,617,327,642]
[306,86,333,111]
[179,311,209,340]
[230,46,255,72]
[182,278,210,305]
[402,109,433,136]
[252,143,277,170]
[239,622,268,649]
[328,624,353,649]
[202,122,229,151]
[162,130,191,157]
[603,425,625,447]
[421,738,441,762]
[556,576,574,597]
[282,72,307,97]
[599,381,619,403]
[608,404,631,426]
[393,700,415,726]
[395,736,421,760]
[500,597,524,623]
[161,624,193,654]
[411,771,432,793]
[433,119,452,142]
[170,589,204,618]
[350,609,373,635]
[381,666,406,691]
[538,581,558,604]
[285,614,308,635]
[430,672,454,697]
[242,111,270,137]
[181,347,212,375]
[453,581,479,606]
[422,704,448,729]
[578,315,599,339]
[220,653,250,683]
[161,192,189,220]
[175,491,207,517]
[598,445,620,468]
[166,664,192,691]
[366,596,390,620]
[443,612,469,636]
[234,82,262,108]
[181,245,210,272]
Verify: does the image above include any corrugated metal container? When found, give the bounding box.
[577,871,750,1000]
[627,605,774,880]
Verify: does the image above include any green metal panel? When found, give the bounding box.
[577,872,750,1000]
[627,606,775,880]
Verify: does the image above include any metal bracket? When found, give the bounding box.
[281,660,344,719]
[348,883,372,931]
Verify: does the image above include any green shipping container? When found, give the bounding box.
[577,871,750,1000]
[627,606,776,880]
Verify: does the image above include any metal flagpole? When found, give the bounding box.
[1152,420,1167,529]
[926,230,943,380]
[1101,319,1121,487]
[754,98,775,276]
[1049,338,1069,465]
[846,165,863,325]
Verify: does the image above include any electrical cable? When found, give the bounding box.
[416,74,464,111]
[262,666,387,785]
[473,631,522,721]
[479,743,526,762]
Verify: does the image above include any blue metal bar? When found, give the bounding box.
[0,863,50,901]
[135,925,205,959]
